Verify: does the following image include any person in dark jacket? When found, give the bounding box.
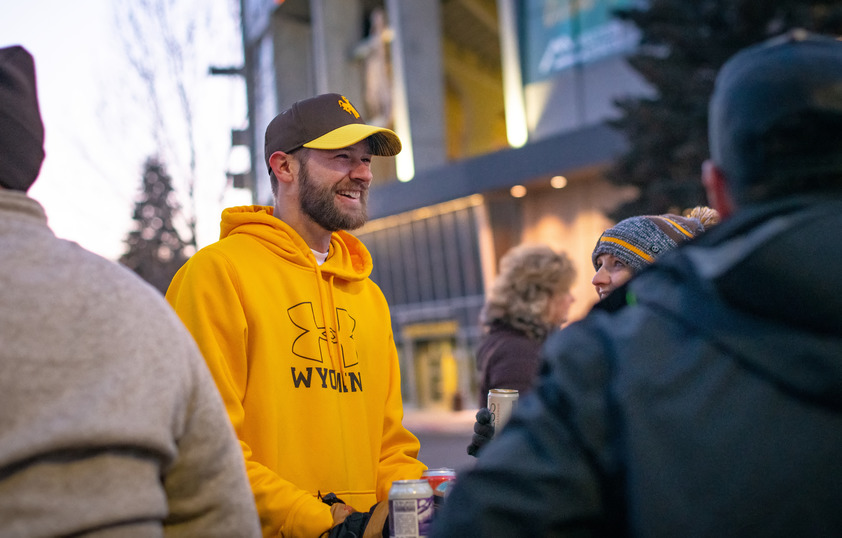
[476,243,577,409]
[435,29,842,537]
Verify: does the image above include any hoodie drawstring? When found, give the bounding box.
[313,265,345,380]
[326,274,344,378]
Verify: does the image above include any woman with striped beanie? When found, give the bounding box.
[592,207,719,300]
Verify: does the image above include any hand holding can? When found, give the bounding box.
[487,388,519,433]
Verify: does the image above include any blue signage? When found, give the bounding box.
[521,0,641,83]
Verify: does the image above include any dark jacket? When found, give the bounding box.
[476,323,546,408]
[434,196,842,537]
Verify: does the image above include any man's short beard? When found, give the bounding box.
[298,158,369,232]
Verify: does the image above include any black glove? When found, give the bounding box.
[327,502,388,538]
[466,407,494,456]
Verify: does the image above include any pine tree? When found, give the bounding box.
[607,0,842,219]
[120,157,190,294]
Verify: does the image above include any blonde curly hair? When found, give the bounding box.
[480,244,576,341]
[683,205,721,229]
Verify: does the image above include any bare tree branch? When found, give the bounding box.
[112,0,242,250]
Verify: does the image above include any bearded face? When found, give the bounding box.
[297,156,369,232]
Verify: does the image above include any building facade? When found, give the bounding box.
[235,0,651,409]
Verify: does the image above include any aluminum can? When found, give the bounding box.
[421,467,456,498]
[488,388,519,433]
[388,479,434,538]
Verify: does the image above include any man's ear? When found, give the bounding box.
[702,160,735,219]
[268,151,295,184]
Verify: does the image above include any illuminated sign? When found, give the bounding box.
[521,0,640,83]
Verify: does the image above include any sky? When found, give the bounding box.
[2,0,253,260]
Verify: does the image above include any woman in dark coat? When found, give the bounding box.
[476,243,576,408]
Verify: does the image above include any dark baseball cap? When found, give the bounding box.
[708,30,842,201]
[0,45,44,192]
[264,93,401,173]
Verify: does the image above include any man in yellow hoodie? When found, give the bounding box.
[166,93,426,537]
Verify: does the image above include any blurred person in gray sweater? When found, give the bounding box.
[0,45,260,537]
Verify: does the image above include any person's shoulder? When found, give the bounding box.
[179,237,254,275]
[542,310,614,358]
[540,283,664,369]
[194,235,250,258]
[485,325,539,351]
[54,238,163,300]
[53,240,201,357]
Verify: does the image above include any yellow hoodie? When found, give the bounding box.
[166,206,426,537]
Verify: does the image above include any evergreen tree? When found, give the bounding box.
[120,157,190,294]
[608,0,842,219]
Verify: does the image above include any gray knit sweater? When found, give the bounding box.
[0,190,260,537]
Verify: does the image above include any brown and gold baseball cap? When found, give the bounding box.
[264,93,401,173]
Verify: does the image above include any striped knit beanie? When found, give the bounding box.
[592,214,704,272]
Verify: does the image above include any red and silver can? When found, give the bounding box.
[421,467,456,498]
[388,479,434,538]
[488,388,519,433]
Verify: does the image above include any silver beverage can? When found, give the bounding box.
[488,388,519,433]
[388,479,434,538]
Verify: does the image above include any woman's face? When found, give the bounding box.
[547,289,575,328]
[592,253,635,300]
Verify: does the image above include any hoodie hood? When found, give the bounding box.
[219,205,372,282]
[626,197,842,410]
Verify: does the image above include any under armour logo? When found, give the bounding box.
[338,96,360,119]
[288,302,359,368]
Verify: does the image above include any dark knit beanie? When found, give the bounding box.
[0,45,44,192]
[592,214,704,272]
